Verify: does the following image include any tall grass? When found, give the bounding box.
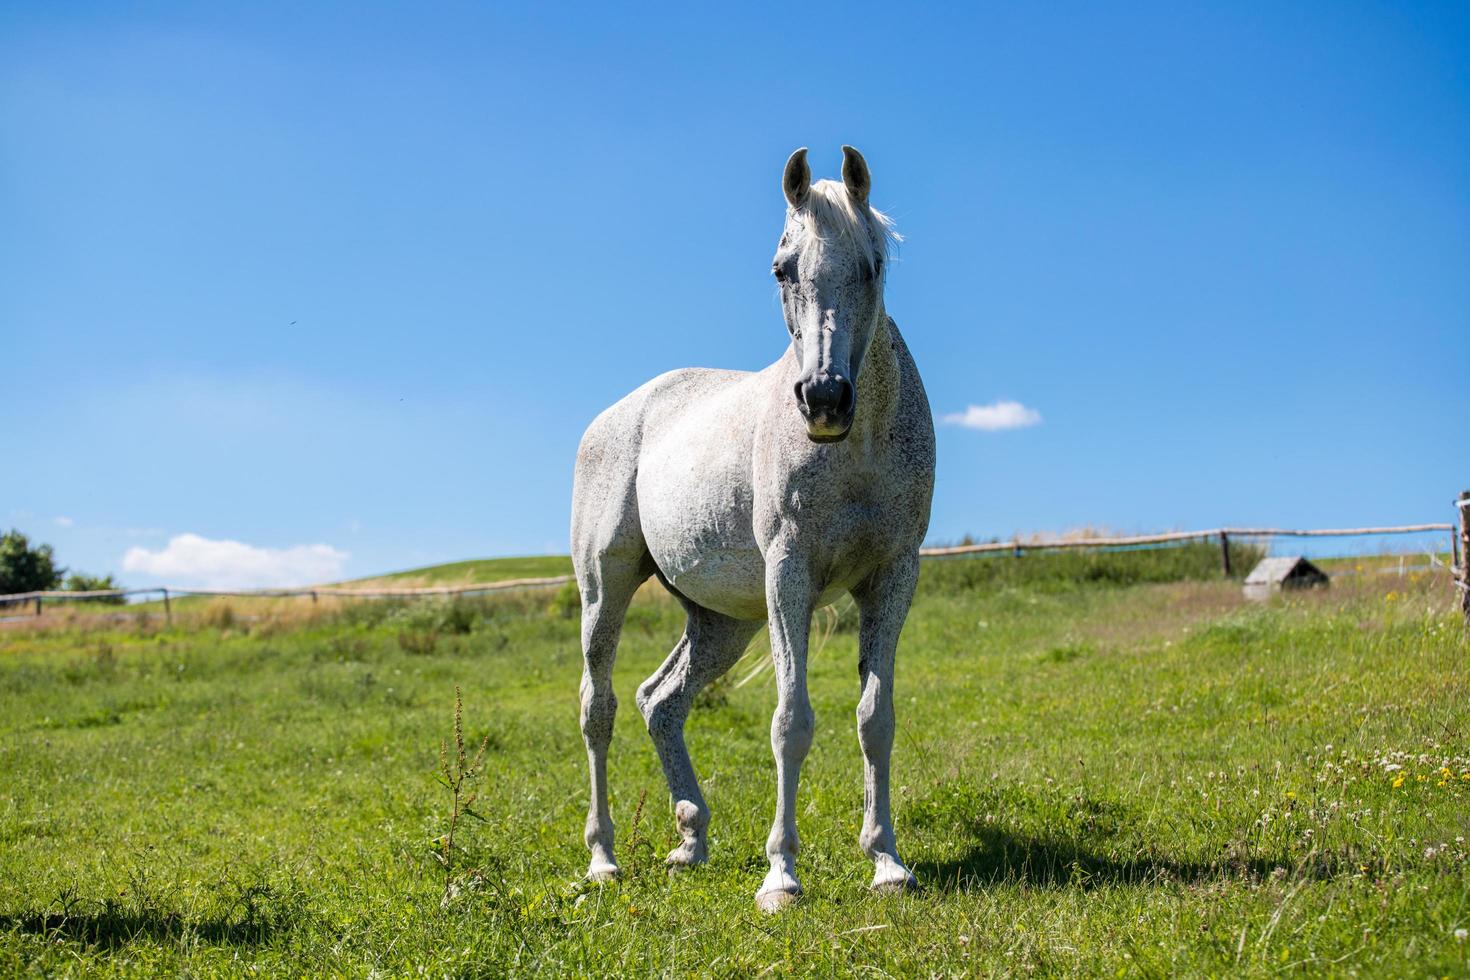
[919,538,1265,594]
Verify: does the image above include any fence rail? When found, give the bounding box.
[0,575,574,618]
[917,522,1455,558]
[2,514,1463,620]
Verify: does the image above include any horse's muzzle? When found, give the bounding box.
[794,372,855,443]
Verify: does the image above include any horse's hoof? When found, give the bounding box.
[870,857,918,894]
[869,869,918,894]
[756,886,802,913]
[585,861,620,883]
[665,844,707,872]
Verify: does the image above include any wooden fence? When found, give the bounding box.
[919,522,1457,578]
[0,576,572,619]
[2,505,1464,622]
[1458,492,1470,624]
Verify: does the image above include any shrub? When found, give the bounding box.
[389,598,481,636]
[397,629,439,656]
[199,601,238,631]
[64,573,126,605]
[438,598,480,635]
[547,579,581,619]
[332,599,405,630]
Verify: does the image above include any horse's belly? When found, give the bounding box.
[643,512,767,620]
[637,429,767,621]
[641,485,767,618]
[655,543,768,620]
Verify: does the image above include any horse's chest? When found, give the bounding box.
[777,444,922,535]
[786,479,911,580]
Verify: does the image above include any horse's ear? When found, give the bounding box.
[841,145,870,208]
[782,147,810,208]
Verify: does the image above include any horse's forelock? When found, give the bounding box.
[788,179,900,274]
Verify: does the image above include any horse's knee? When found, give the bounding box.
[580,681,617,746]
[772,701,815,755]
[855,696,893,751]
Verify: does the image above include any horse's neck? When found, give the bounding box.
[850,315,903,442]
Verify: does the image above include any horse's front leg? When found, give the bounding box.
[756,550,814,912]
[852,554,920,893]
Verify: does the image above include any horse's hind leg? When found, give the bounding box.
[637,605,760,869]
[577,552,646,881]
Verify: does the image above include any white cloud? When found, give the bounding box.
[941,400,1043,432]
[53,516,74,528]
[121,533,348,590]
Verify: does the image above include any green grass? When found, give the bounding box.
[0,556,1466,976]
[348,554,572,586]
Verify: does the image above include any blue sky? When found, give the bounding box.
[3,2,1467,588]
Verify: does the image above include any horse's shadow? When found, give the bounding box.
[0,907,282,949]
[913,823,1335,893]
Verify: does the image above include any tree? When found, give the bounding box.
[0,529,64,594]
[65,572,125,604]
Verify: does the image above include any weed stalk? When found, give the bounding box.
[436,685,491,900]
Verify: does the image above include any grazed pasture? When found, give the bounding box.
[1,548,1466,976]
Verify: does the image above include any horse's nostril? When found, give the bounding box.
[835,379,854,415]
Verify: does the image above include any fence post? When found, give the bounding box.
[1218,531,1232,578]
[1457,492,1469,626]
[162,588,172,625]
[35,596,42,617]
[1012,537,1022,559]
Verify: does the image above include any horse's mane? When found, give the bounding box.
[790,179,901,276]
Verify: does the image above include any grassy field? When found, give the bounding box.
[1,545,1467,976]
[345,555,573,588]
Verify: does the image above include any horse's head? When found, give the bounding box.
[774,145,897,443]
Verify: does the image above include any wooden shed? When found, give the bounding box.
[1243,556,1329,601]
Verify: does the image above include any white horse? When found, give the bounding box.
[571,146,935,911]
